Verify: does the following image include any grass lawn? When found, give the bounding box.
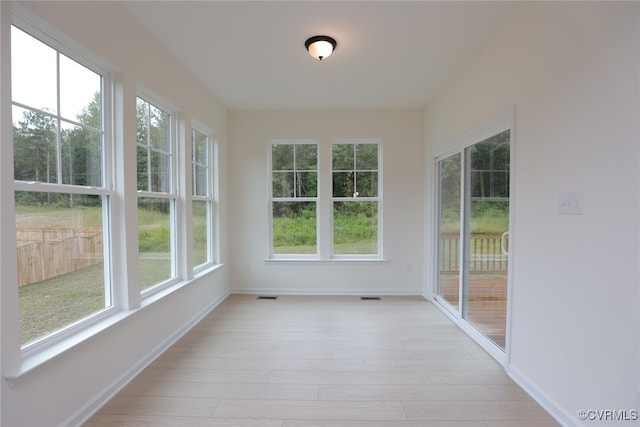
[273,240,377,255]
[20,258,173,345]
[20,263,105,344]
[15,203,196,344]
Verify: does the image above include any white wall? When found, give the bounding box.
[229,110,424,295]
[424,2,639,426]
[1,2,230,426]
[4,1,638,426]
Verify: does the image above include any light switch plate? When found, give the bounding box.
[559,193,583,215]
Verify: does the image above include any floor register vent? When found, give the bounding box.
[361,297,381,300]
[257,296,278,300]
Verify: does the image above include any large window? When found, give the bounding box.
[11,25,112,346]
[268,140,381,259]
[6,14,222,366]
[270,142,318,256]
[136,97,176,291]
[192,126,216,270]
[332,141,380,256]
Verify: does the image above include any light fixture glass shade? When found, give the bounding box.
[308,40,333,60]
[305,36,336,60]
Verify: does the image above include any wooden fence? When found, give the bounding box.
[439,232,507,274]
[16,228,103,286]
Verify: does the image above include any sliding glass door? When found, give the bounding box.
[463,131,510,348]
[435,123,511,351]
[436,153,461,311]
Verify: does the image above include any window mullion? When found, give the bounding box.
[146,107,152,192]
[55,51,62,184]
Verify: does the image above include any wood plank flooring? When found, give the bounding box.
[83,295,559,426]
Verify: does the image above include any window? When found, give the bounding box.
[6,13,224,367]
[332,141,380,256]
[192,126,216,270]
[136,96,176,291]
[270,142,318,256]
[11,24,112,346]
[268,140,381,260]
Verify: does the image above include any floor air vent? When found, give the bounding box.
[257,296,278,300]
[361,297,381,300]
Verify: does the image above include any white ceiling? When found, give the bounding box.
[120,1,522,110]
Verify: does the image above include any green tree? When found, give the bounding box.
[13,109,57,184]
[136,98,171,193]
[61,92,103,188]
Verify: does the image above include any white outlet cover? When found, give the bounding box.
[558,193,584,215]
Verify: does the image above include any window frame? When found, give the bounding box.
[191,122,219,272]
[267,139,383,261]
[331,139,383,260]
[3,7,226,377]
[10,18,118,354]
[268,140,320,259]
[135,92,180,296]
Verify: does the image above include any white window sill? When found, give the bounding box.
[5,309,129,383]
[265,258,388,262]
[5,263,225,383]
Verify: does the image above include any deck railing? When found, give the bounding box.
[439,232,508,274]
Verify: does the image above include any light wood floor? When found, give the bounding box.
[84,295,559,426]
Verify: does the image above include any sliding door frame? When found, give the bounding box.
[429,107,515,366]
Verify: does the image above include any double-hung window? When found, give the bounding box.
[268,140,381,259]
[136,96,176,291]
[11,24,113,346]
[332,141,381,257]
[191,126,217,270]
[270,142,318,257]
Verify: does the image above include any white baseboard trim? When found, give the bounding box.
[64,290,230,427]
[507,364,577,427]
[231,288,422,296]
[430,296,506,366]
[421,291,434,302]
[429,295,572,426]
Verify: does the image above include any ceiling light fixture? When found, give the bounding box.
[305,35,337,61]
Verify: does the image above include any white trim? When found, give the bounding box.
[7,308,125,381]
[1,0,21,380]
[62,290,230,427]
[14,181,111,195]
[135,93,181,297]
[189,121,217,275]
[268,140,320,258]
[507,364,576,427]
[429,107,515,367]
[231,288,421,296]
[267,139,383,260]
[504,108,517,364]
[430,297,508,363]
[10,14,119,357]
[433,108,514,159]
[330,139,383,259]
[264,258,388,263]
[7,270,226,382]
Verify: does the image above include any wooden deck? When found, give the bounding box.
[439,274,507,348]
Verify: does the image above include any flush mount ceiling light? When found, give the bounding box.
[305,35,337,60]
